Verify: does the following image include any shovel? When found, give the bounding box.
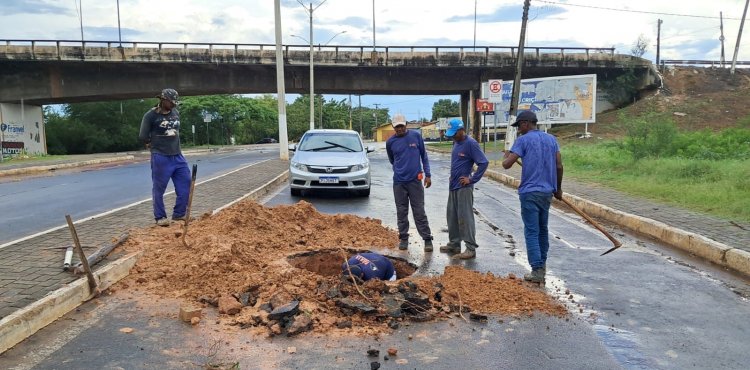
[181,164,198,247]
[509,155,623,255]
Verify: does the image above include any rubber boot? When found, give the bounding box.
[398,239,409,250]
[424,239,433,252]
[452,249,476,260]
[523,268,546,284]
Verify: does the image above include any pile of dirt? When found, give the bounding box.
[118,200,566,337]
[554,66,750,139]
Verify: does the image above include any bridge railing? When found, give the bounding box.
[661,59,750,67]
[0,39,618,66]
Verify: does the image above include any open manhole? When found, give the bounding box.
[287,249,417,279]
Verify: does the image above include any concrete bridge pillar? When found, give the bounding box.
[0,103,46,156]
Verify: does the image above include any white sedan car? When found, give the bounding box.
[289,129,373,197]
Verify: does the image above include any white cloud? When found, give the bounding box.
[2,0,749,120]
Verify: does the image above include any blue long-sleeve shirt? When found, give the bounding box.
[449,136,488,191]
[342,253,395,281]
[386,130,431,184]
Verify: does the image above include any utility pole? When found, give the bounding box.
[357,95,364,136]
[656,19,662,67]
[116,0,122,46]
[348,94,353,130]
[731,0,750,75]
[720,12,726,67]
[506,0,530,151]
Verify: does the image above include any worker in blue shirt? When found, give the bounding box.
[386,114,434,252]
[341,252,397,281]
[439,118,488,259]
[502,110,564,284]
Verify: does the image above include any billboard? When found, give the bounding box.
[494,74,597,124]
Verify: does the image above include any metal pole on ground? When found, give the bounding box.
[65,215,98,294]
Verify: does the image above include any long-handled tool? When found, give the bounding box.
[181,164,198,247]
[65,215,99,296]
[508,155,622,255]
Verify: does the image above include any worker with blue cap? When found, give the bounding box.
[440,118,488,259]
[341,252,397,281]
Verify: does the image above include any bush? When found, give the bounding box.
[621,112,677,160]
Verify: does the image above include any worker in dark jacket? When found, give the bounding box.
[342,252,397,281]
[138,88,191,227]
[386,114,433,252]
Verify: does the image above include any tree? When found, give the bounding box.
[631,34,649,58]
[431,99,460,120]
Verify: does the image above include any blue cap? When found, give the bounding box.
[445,118,464,137]
[512,110,537,127]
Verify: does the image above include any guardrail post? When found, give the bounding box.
[233,44,237,63]
[209,44,213,63]
[56,41,61,60]
[31,41,36,60]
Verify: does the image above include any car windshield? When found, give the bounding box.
[298,132,363,152]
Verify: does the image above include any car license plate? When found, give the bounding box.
[318,176,339,184]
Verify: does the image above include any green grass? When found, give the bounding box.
[562,141,750,222]
[0,154,68,166]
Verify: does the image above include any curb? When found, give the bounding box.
[484,169,750,277]
[0,155,135,177]
[0,251,142,354]
[0,167,289,354]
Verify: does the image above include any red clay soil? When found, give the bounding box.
[553,66,750,140]
[117,200,567,336]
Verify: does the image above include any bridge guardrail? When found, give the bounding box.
[1,39,617,66]
[661,59,750,67]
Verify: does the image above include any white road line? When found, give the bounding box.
[0,159,271,250]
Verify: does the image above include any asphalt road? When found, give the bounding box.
[0,147,277,245]
[0,145,748,369]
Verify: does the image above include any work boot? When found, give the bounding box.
[523,268,546,284]
[424,239,433,252]
[439,244,461,253]
[172,215,186,222]
[452,249,476,260]
[398,239,409,250]
[156,217,170,227]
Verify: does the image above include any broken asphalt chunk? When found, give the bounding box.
[268,300,300,321]
[335,298,376,314]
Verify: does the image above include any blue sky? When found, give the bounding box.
[2,0,748,121]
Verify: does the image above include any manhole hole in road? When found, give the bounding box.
[287,249,417,279]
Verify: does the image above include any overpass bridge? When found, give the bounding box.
[0,40,659,155]
[0,39,659,105]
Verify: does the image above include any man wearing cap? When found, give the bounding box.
[502,110,564,284]
[440,118,488,259]
[341,252,397,281]
[138,88,191,227]
[386,114,434,252]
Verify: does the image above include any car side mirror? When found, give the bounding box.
[366,146,375,153]
[288,144,296,151]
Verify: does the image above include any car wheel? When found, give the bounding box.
[358,188,370,197]
[291,188,302,196]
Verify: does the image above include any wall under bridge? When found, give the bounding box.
[0,103,45,155]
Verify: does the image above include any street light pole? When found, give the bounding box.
[372,0,376,51]
[116,0,122,46]
[298,0,328,130]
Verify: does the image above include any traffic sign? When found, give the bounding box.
[488,79,503,103]
[475,98,494,112]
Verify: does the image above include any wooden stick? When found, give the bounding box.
[560,198,622,250]
[181,164,198,247]
[339,249,372,303]
[65,215,97,293]
[73,232,129,274]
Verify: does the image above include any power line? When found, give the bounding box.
[536,0,743,20]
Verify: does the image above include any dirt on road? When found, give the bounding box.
[116,199,566,337]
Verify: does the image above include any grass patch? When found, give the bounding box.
[0,154,68,166]
[562,140,750,222]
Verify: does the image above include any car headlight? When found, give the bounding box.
[291,161,308,172]
[353,162,369,171]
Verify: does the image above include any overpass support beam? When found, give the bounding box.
[460,92,469,134]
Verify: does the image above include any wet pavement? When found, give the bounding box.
[0,144,749,369]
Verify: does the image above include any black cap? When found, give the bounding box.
[512,110,537,127]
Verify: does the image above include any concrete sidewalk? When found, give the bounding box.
[0,158,289,322]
